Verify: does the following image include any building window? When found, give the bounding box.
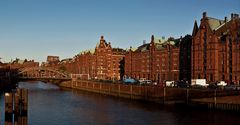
[210,74,213,81]
[174,74,177,80]
[222,75,225,81]
[162,74,165,80]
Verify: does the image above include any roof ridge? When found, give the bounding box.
[214,20,232,31]
[207,17,224,22]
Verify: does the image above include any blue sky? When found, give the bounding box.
[0,0,239,62]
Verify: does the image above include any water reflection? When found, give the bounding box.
[18,81,59,90]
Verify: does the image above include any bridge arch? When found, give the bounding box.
[18,67,70,79]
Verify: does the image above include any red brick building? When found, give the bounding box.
[8,58,39,69]
[74,36,126,80]
[58,58,77,73]
[192,12,240,84]
[125,35,180,83]
[74,51,96,79]
[44,56,60,67]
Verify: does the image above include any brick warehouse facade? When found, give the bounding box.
[41,12,238,84]
[125,35,180,83]
[59,36,126,80]
[192,12,240,84]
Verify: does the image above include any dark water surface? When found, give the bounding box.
[1,81,240,125]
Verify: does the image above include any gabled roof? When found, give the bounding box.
[79,49,95,55]
[153,36,167,44]
[135,44,150,52]
[192,20,199,36]
[96,36,111,48]
[60,58,73,63]
[206,17,224,31]
[112,48,126,52]
[129,47,137,52]
[134,36,179,52]
[204,13,240,36]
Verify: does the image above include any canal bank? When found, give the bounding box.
[2,81,240,125]
[59,80,240,112]
[59,80,187,104]
[189,95,240,112]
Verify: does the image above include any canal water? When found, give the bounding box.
[1,81,240,125]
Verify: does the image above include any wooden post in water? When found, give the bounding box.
[100,83,102,93]
[108,84,111,94]
[144,86,147,100]
[4,89,28,125]
[118,84,120,97]
[214,89,217,108]
[4,92,13,125]
[163,87,166,104]
[18,89,28,125]
[186,88,189,104]
[70,74,73,88]
[14,91,19,123]
[130,85,133,99]
[87,82,89,90]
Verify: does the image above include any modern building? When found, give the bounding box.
[192,12,240,84]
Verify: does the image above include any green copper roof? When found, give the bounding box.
[207,17,224,30]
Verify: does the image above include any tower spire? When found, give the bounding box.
[192,20,199,36]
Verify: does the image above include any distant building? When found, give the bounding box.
[192,12,240,84]
[0,58,2,66]
[8,58,39,69]
[47,56,59,63]
[125,35,180,83]
[75,50,96,79]
[0,60,5,68]
[44,56,60,67]
[59,58,76,73]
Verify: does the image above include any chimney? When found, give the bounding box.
[100,35,104,40]
[203,12,207,18]
[234,14,239,18]
[231,13,234,19]
[224,17,228,22]
[100,35,104,43]
[151,35,154,42]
